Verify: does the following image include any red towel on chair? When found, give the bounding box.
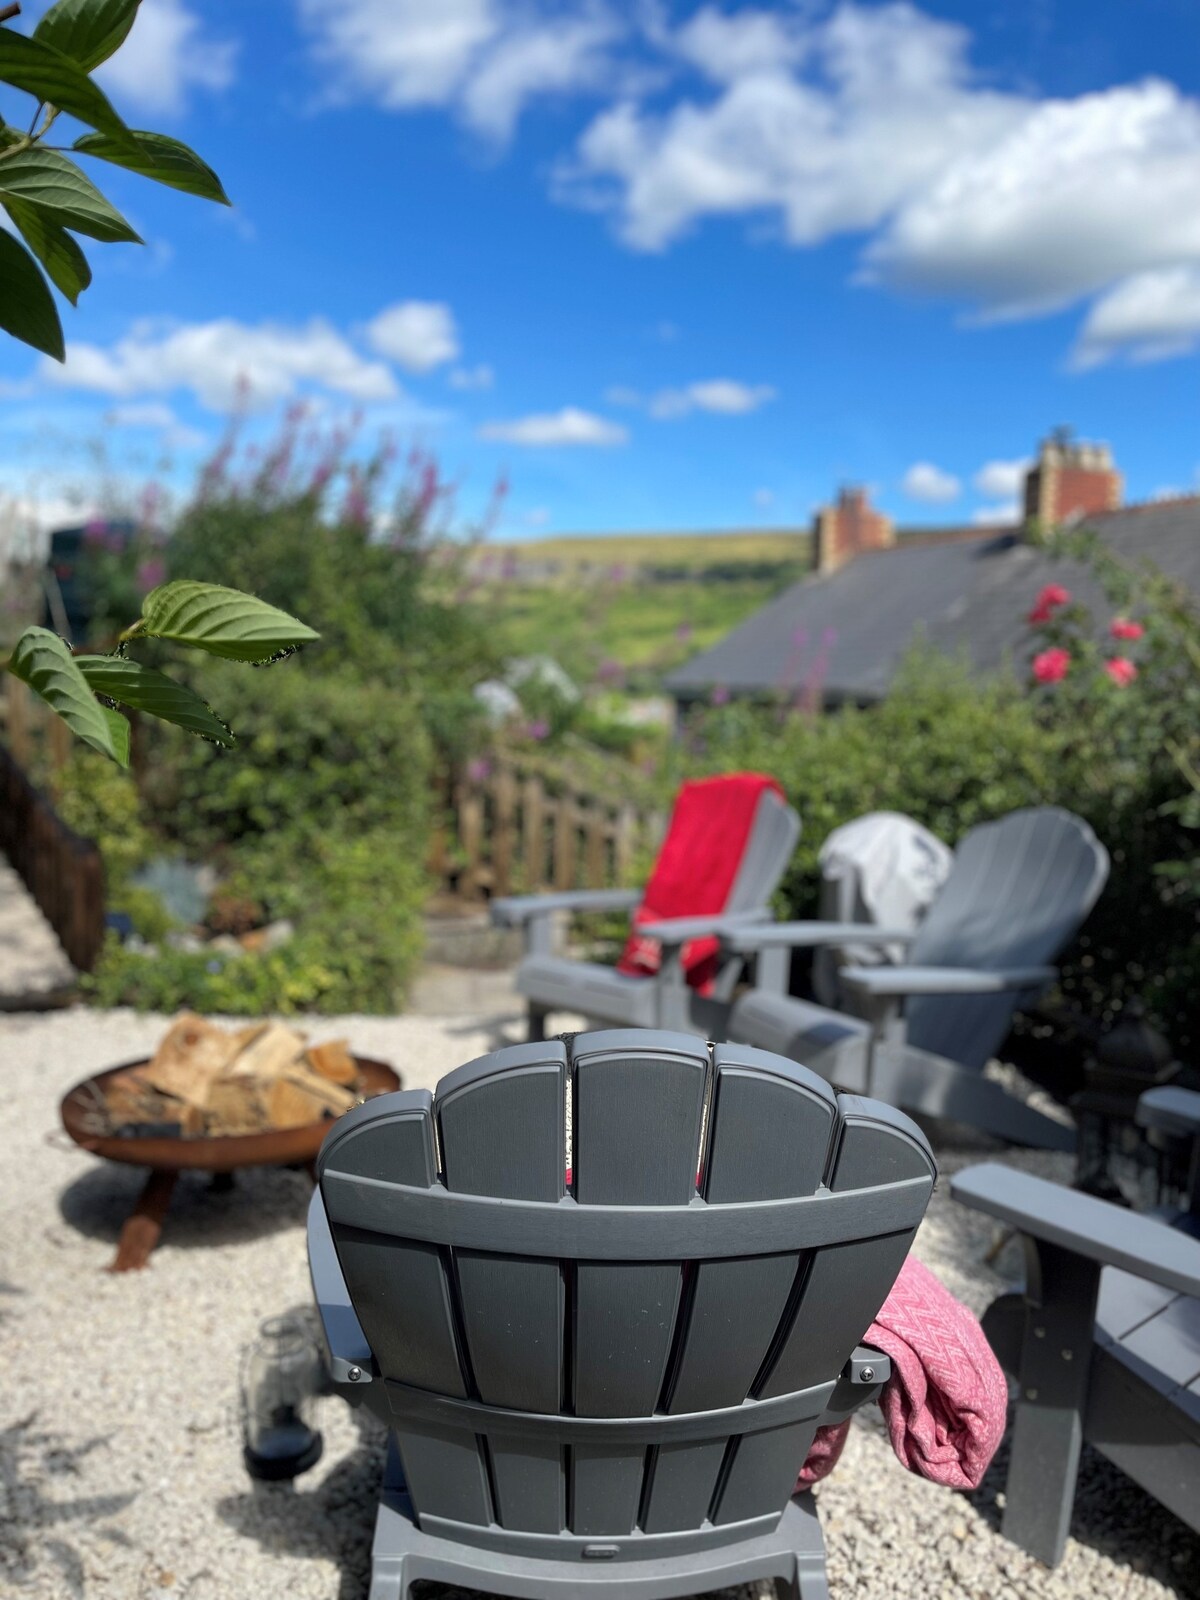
[616,773,784,996]
[797,1256,1007,1491]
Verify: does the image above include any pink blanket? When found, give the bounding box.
[798,1256,1007,1492]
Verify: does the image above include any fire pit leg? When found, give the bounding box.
[110,1168,179,1272]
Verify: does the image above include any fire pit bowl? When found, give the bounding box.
[60,1053,400,1271]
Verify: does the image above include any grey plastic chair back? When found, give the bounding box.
[710,789,801,1001]
[905,807,1109,1071]
[317,1030,934,1562]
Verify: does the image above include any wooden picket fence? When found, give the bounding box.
[433,755,666,900]
[0,674,73,778]
[0,678,106,973]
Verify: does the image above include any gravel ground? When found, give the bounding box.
[2,1003,1198,1600]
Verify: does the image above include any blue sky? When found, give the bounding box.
[2,0,1199,541]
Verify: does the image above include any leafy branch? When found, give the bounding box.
[3,583,319,766]
[0,0,229,360]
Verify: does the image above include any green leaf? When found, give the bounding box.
[74,129,230,206]
[3,197,91,304]
[7,627,125,763]
[0,29,133,140]
[35,0,140,73]
[101,704,131,766]
[0,149,141,243]
[77,655,235,745]
[0,229,64,359]
[138,582,320,663]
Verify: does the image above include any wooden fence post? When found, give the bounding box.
[521,774,546,892]
[491,764,517,897]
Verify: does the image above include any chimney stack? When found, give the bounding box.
[1023,428,1123,527]
[812,485,894,574]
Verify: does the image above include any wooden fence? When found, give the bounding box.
[0,678,106,973]
[433,756,666,900]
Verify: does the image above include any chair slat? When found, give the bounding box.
[325,1093,489,1523]
[571,1032,708,1536]
[757,1098,935,1401]
[436,1045,568,1534]
[644,1048,837,1533]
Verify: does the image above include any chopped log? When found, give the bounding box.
[306,1039,357,1086]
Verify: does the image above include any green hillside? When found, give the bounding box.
[475,529,810,686]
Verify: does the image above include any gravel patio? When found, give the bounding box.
[2,997,1198,1600]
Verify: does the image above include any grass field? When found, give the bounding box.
[476,530,810,684]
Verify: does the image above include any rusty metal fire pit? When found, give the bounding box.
[61,1054,400,1272]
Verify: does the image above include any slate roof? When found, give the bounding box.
[665,499,1200,705]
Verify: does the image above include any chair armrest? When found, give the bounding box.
[840,964,1057,999]
[307,1189,376,1388]
[1137,1085,1200,1138]
[489,887,641,927]
[635,910,772,944]
[719,921,915,953]
[950,1162,1200,1298]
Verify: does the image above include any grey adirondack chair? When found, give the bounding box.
[490,783,800,1041]
[309,1029,936,1600]
[726,807,1110,1151]
[951,1101,1200,1568]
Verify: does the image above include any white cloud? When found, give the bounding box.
[566,6,1021,252]
[1071,265,1200,367]
[974,457,1031,499]
[103,401,208,449]
[674,7,807,85]
[650,379,775,419]
[103,401,179,430]
[869,80,1200,319]
[902,461,960,503]
[449,363,495,390]
[478,406,627,446]
[604,384,642,407]
[973,501,1021,526]
[97,0,236,117]
[43,317,398,412]
[460,13,620,141]
[300,0,620,139]
[752,487,775,508]
[367,301,460,371]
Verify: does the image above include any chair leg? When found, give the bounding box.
[778,1562,831,1600]
[367,1556,407,1600]
[527,1004,548,1042]
[1001,1240,1100,1567]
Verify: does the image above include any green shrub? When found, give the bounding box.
[679,647,1064,916]
[77,662,434,1014]
[140,663,433,852]
[85,825,426,1014]
[52,750,174,939]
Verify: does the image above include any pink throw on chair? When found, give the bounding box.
[798,1255,1008,1491]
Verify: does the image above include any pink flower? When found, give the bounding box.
[1028,583,1072,625]
[1104,657,1138,687]
[1032,647,1071,684]
[711,684,731,706]
[1109,617,1144,641]
[525,718,549,742]
[466,757,492,784]
[136,558,166,594]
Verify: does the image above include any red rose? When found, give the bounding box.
[1028,583,1072,625]
[1104,657,1138,687]
[1032,647,1071,684]
[1109,617,1144,641]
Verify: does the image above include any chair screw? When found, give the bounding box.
[1061,1349,1073,1361]
[860,1366,875,1383]
[347,1366,362,1383]
[1026,1387,1039,1400]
